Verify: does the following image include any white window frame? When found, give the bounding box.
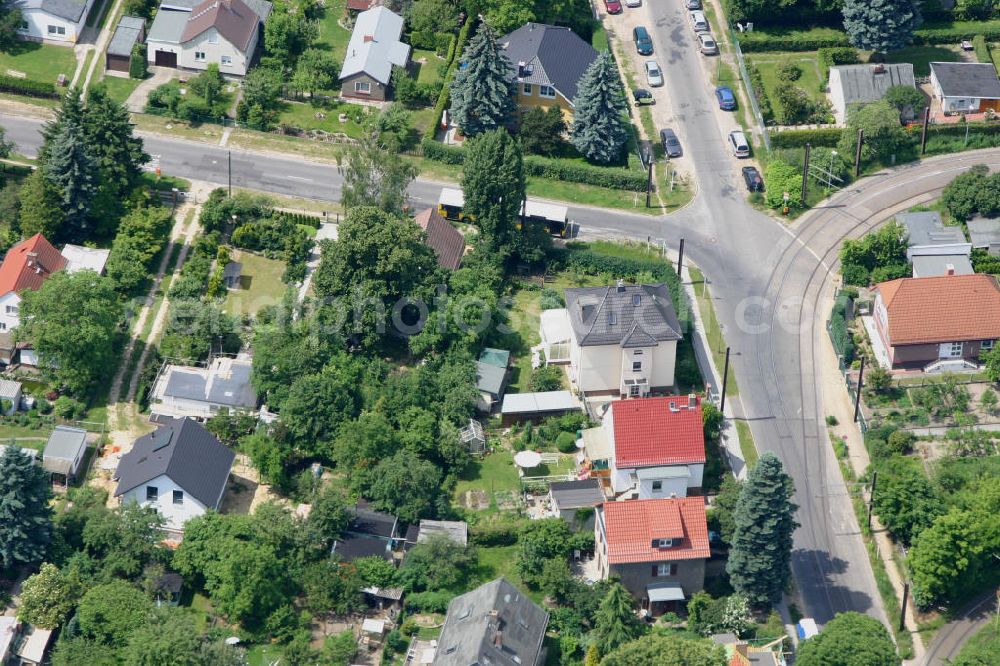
[172,490,184,505]
[146,486,158,502]
[208,30,218,44]
[632,360,642,372]
[194,51,206,62]
[539,85,556,99]
[354,81,371,94]
[522,83,532,95]
[628,384,640,397]
[47,25,66,35]
[655,563,676,576]
[0,323,6,331]
[982,339,995,351]
[657,538,673,548]
[940,342,963,358]
[220,55,232,67]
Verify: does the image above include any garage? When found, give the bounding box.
[106,16,145,73]
[154,50,177,67]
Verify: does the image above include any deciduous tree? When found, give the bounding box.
[571,52,628,164]
[449,22,516,137]
[0,447,53,569]
[17,563,80,628]
[796,611,899,666]
[76,580,153,647]
[838,100,909,165]
[726,452,798,607]
[461,128,525,261]
[338,136,418,216]
[364,449,443,523]
[601,632,725,666]
[398,533,476,591]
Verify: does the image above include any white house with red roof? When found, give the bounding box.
[594,497,710,612]
[602,395,706,498]
[0,234,66,364]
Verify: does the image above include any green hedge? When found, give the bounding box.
[771,127,842,148]
[973,35,993,69]
[427,16,474,138]
[469,520,522,546]
[276,210,323,228]
[739,29,850,53]
[829,291,854,362]
[912,20,1000,45]
[0,75,58,99]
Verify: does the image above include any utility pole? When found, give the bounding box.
[228,150,232,197]
[920,107,930,155]
[900,583,910,632]
[854,128,864,177]
[720,346,731,413]
[854,356,866,423]
[801,142,811,204]
[867,470,878,530]
[645,159,654,208]
[677,238,685,277]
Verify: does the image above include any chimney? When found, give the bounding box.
[363,34,374,42]
[668,400,677,411]
[946,264,955,276]
[493,630,503,648]
[616,278,625,293]
[688,393,697,408]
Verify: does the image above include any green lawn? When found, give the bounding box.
[100,75,145,105]
[315,0,352,64]
[0,42,78,83]
[246,644,282,666]
[884,45,960,77]
[735,420,758,467]
[951,621,1000,664]
[411,48,445,85]
[474,545,543,602]
[454,450,521,501]
[689,266,738,396]
[222,250,288,316]
[746,52,828,124]
[277,99,368,137]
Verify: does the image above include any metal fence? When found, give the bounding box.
[729,28,771,153]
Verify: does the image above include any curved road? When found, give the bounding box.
[1,0,995,651]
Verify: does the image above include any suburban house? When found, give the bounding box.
[598,395,706,498]
[594,497,710,613]
[828,63,916,122]
[548,478,604,530]
[149,354,258,419]
[146,0,271,76]
[61,244,111,274]
[403,519,468,548]
[0,234,66,365]
[712,633,783,666]
[898,211,973,277]
[872,273,1000,369]
[113,417,235,536]
[436,578,549,666]
[332,502,400,562]
[42,425,89,485]
[413,208,464,270]
[499,22,598,120]
[106,16,146,73]
[475,347,510,412]
[545,283,682,397]
[929,62,1000,115]
[969,217,1000,256]
[10,625,53,666]
[339,6,410,101]
[13,0,96,44]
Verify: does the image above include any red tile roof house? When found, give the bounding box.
[603,395,706,499]
[872,274,1000,370]
[0,234,66,365]
[595,497,710,614]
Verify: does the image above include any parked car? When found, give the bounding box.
[715,86,737,110]
[603,0,623,13]
[690,10,709,33]
[633,88,654,105]
[633,26,653,55]
[645,60,663,87]
[698,33,718,55]
[660,128,682,158]
[728,130,751,158]
[742,166,764,192]
[685,0,701,8]
[625,0,641,6]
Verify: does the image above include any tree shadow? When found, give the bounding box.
[791,548,876,624]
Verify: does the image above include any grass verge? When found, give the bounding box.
[735,420,758,467]
[688,267,738,396]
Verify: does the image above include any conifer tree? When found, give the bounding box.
[726,452,799,607]
[592,582,642,657]
[17,168,63,239]
[570,52,628,164]
[842,0,921,55]
[449,22,516,137]
[43,116,97,243]
[0,447,53,569]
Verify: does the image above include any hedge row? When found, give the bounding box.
[770,127,842,148]
[276,210,323,228]
[426,16,474,138]
[829,291,854,362]
[0,75,59,99]
[912,23,1000,45]
[973,35,992,68]
[741,21,1000,53]
[740,33,850,52]
[468,520,522,547]
[421,138,649,191]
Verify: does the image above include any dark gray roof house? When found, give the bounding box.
[113,417,235,510]
[930,62,1000,99]
[332,502,400,562]
[898,211,972,260]
[499,23,598,104]
[160,0,272,21]
[828,63,915,119]
[563,283,682,347]
[436,578,549,666]
[107,16,146,58]
[151,355,258,419]
[13,0,90,22]
[549,479,604,510]
[969,217,1000,254]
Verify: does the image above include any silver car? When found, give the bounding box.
[644,60,663,87]
[698,33,718,55]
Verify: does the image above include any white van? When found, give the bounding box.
[690,10,709,33]
[728,130,750,157]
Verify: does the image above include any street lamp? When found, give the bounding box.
[827,150,839,192]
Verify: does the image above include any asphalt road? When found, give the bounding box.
[4,9,995,638]
[924,590,998,666]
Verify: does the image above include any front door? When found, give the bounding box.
[154,50,177,68]
[939,342,963,359]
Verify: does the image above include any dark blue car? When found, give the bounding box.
[634,26,653,55]
[715,86,737,111]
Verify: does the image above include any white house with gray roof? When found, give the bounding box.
[150,354,257,420]
[113,417,234,535]
[828,63,915,122]
[12,0,96,44]
[930,61,1000,115]
[545,283,682,397]
[339,6,409,101]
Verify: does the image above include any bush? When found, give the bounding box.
[973,35,992,66]
[776,59,803,82]
[745,60,773,120]
[818,47,861,78]
[469,521,522,546]
[129,43,147,80]
[740,31,850,53]
[763,160,803,209]
[555,431,577,453]
[539,287,564,310]
[770,128,842,149]
[830,291,854,362]
[530,365,563,392]
[403,591,452,613]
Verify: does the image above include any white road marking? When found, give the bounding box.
[285,175,314,182]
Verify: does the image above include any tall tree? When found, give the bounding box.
[43,113,97,243]
[449,22,516,137]
[842,0,921,55]
[75,580,153,647]
[796,612,899,666]
[461,129,525,261]
[726,452,798,607]
[17,563,82,628]
[17,270,123,396]
[838,100,909,166]
[592,582,642,657]
[17,168,63,239]
[338,135,418,216]
[570,52,628,164]
[293,48,340,97]
[84,85,149,226]
[0,447,53,569]
[364,449,443,523]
